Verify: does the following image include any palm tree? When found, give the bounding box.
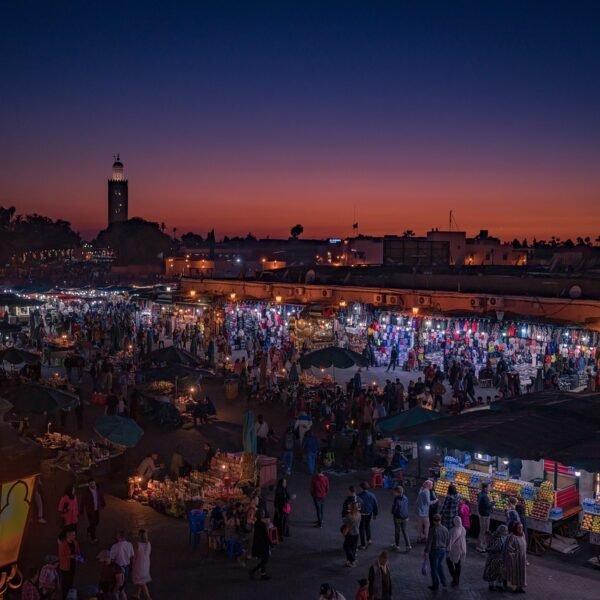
[402,229,415,238]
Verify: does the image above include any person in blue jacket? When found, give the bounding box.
[358,481,379,549]
[303,430,320,474]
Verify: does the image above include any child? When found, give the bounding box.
[356,578,369,600]
[458,497,471,532]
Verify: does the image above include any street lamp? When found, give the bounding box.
[0,421,43,598]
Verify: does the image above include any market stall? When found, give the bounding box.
[37,432,123,483]
[432,455,581,554]
[129,452,258,518]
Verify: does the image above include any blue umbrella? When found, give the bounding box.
[242,410,256,454]
[94,415,144,448]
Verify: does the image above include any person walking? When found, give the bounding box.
[368,551,392,600]
[439,483,460,530]
[341,485,361,517]
[446,515,467,587]
[58,485,79,533]
[273,478,292,539]
[303,430,320,474]
[504,522,527,593]
[281,425,295,475]
[386,347,398,372]
[416,480,436,543]
[109,531,134,589]
[341,502,361,567]
[310,467,330,528]
[358,482,378,549]
[476,483,495,552]
[80,478,105,544]
[248,510,271,580]
[254,414,269,455]
[483,525,508,592]
[424,513,449,592]
[58,530,81,599]
[132,529,152,600]
[391,485,411,552]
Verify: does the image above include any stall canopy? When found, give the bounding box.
[140,365,214,384]
[0,348,42,366]
[396,405,599,465]
[143,346,203,367]
[375,406,446,436]
[491,391,600,425]
[94,415,144,448]
[299,346,368,370]
[2,384,79,415]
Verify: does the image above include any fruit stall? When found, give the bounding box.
[434,455,583,554]
[582,498,600,543]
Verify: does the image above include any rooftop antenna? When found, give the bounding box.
[449,209,452,232]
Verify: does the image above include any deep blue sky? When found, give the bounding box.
[1,1,599,240]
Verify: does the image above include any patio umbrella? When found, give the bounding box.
[374,406,446,435]
[94,415,144,448]
[299,346,368,370]
[0,347,41,365]
[144,346,202,367]
[2,384,79,415]
[242,410,256,454]
[140,365,214,383]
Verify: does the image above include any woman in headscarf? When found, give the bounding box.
[483,525,508,592]
[446,515,467,587]
[273,478,292,539]
[504,522,527,593]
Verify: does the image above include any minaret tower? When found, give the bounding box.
[107,154,128,226]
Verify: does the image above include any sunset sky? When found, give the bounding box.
[1,1,599,241]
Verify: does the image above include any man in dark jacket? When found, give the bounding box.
[368,551,392,600]
[358,481,379,549]
[248,510,271,580]
[476,483,495,552]
[80,478,105,543]
[391,485,411,551]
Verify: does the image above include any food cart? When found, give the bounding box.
[433,455,582,554]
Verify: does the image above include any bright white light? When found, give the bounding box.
[424,444,431,451]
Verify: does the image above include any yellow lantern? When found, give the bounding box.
[0,422,42,598]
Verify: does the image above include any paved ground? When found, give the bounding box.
[16,364,600,599]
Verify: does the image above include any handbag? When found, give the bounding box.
[282,502,292,514]
[421,557,429,576]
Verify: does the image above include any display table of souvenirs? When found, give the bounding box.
[37,432,123,477]
[129,452,257,518]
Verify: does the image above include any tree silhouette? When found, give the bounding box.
[402,229,415,238]
[290,224,304,239]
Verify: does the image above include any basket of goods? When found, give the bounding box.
[434,480,450,496]
[147,381,174,395]
[531,500,551,520]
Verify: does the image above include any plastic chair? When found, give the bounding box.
[370,468,384,489]
[188,510,206,549]
[225,539,243,560]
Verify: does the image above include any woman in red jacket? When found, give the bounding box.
[58,530,81,598]
[58,485,79,532]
